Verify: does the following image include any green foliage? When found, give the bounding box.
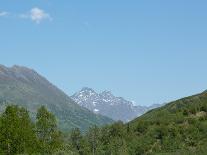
[1,90,207,154]
[70,128,90,155]
[0,105,63,155]
[0,105,37,154]
[63,91,207,155]
[36,106,63,154]
[86,125,100,155]
[124,91,207,154]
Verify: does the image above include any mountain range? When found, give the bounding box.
[0,65,113,131]
[71,87,162,122]
[0,64,207,154]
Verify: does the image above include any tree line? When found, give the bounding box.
[0,104,129,155]
[0,101,207,154]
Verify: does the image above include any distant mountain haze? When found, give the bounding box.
[0,65,113,131]
[71,87,163,122]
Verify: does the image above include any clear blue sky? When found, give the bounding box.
[0,0,207,106]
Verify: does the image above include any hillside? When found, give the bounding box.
[0,65,113,131]
[125,90,207,154]
[64,90,207,154]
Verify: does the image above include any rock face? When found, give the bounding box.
[71,87,162,122]
[0,65,113,131]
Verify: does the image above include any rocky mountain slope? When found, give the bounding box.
[0,65,113,131]
[71,87,162,122]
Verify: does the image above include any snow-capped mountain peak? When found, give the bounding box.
[71,87,163,122]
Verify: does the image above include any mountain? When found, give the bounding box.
[0,65,113,131]
[71,87,162,122]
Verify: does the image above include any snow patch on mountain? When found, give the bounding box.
[71,87,163,122]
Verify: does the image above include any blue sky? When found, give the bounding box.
[0,0,207,106]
